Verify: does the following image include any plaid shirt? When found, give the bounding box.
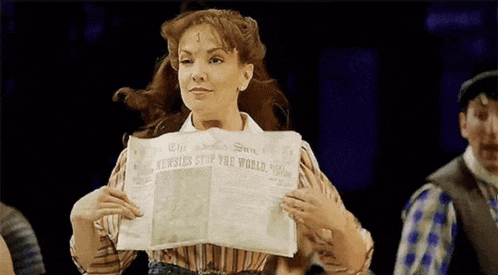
[394,146,498,275]
[70,113,373,275]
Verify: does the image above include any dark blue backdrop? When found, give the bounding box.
[2,1,496,274]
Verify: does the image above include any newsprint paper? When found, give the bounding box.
[116,128,302,257]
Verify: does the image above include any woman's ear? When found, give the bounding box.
[239,63,254,91]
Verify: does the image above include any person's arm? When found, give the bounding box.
[0,235,15,275]
[393,184,456,275]
[280,142,374,275]
[0,203,46,275]
[69,149,141,274]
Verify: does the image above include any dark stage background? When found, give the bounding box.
[2,1,497,274]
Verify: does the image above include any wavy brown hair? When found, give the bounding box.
[113,9,290,143]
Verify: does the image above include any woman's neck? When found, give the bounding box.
[192,109,244,131]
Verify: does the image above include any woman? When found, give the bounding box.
[69,9,373,275]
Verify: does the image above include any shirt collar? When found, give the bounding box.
[463,145,498,188]
[178,112,264,134]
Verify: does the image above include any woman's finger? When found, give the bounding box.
[101,195,142,216]
[285,189,310,202]
[104,187,139,208]
[301,190,321,205]
[98,202,136,219]
[282,204,306,223]
[96,203,136,220]
[282,197,310,211]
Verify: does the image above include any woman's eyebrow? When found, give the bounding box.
[207,47,227,54]
[179,47,228,56]
[179,50,192,55]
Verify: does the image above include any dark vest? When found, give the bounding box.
[427,155,498,275]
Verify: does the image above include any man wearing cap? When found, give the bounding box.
[393,70,498,275]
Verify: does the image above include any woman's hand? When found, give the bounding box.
[281,187,346,232]
[70,186,142,224]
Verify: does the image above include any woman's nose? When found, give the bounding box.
[192,62,207,82]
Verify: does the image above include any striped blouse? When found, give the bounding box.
[70,113,374,275]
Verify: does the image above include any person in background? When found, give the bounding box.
[393,70,498,275]
[0,202,46,275]
[69,8,374,275]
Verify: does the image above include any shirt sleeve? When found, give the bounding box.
[0,204,46,275]
[70,148,138,275]
[393,183,457,275]
[298,141,374,275]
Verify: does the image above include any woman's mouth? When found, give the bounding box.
[189,87,212,94]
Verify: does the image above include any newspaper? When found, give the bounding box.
[116,128,302,257]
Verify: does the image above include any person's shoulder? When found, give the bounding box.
[402,183,452,216]
[0,202,14,218]
[426,155,464,182]
[114,147,129,166]
[299,140,318,168]
[0,203,29,225]
[409,183,447,202]
[118,147,128,160]
[300,139,311,151]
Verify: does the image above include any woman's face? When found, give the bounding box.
[178,24,253,121]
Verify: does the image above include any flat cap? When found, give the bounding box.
[458,70,498,108]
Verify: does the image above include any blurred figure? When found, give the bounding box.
[394,70,498,275]
[0,202,46,275]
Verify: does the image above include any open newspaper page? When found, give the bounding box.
[205,129,301,256]
[117,128,302,257]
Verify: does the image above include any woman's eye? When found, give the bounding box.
[180,59,192,64]
[210,57,224,64]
